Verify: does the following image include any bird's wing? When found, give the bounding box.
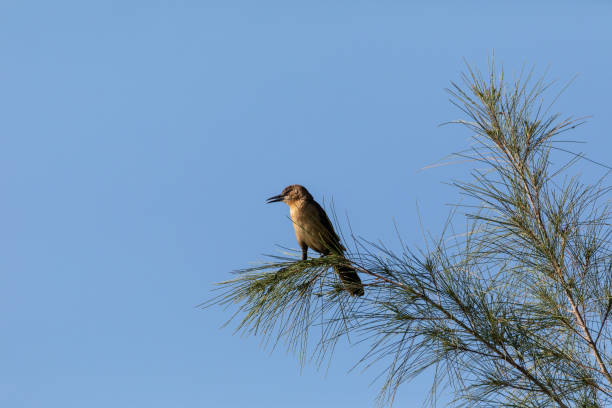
[312,201,344,252]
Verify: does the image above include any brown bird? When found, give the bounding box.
[266,185,364,296]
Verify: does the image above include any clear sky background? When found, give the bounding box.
[1,1,611,407]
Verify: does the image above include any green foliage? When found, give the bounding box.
[208,61,612,407]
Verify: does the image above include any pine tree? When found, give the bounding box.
[207,61,612,407]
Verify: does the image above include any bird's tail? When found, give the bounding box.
[333,264,364,296]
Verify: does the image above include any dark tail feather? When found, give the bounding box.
[334,265,364,296]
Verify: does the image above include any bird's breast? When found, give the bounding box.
[289,202,328,252]
[289,205,304,232]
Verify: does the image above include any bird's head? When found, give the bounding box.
[266,184,313,206]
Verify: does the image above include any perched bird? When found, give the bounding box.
[266,184,364,296]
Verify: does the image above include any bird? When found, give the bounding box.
[266,184,364,296]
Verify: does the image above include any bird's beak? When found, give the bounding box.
[266,194,285,204]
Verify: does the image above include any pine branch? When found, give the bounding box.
[208,59,612,407]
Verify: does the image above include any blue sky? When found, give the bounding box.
[1,1,611,407]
